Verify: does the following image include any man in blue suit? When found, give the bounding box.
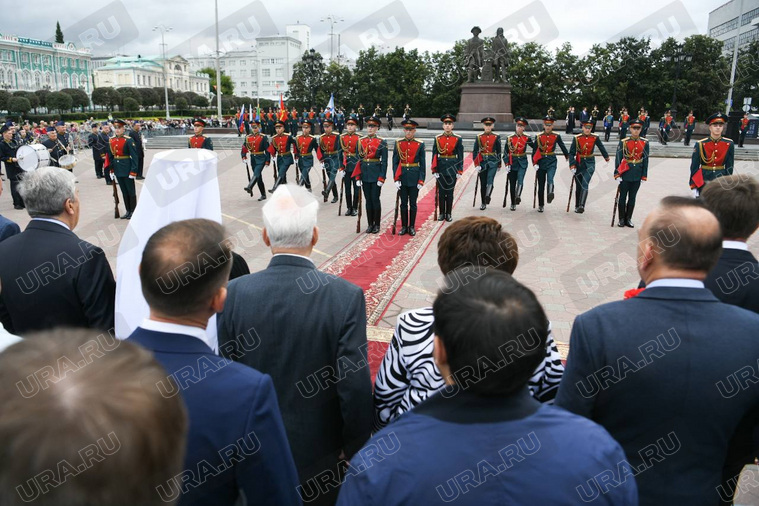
[556,196,759,506]
[218,185,372,506]
[127,219,300,506]
[338,269,637,505]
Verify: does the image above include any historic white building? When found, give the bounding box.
[709,0,759,54]
[0,33,93,93]
[94,55,211,96]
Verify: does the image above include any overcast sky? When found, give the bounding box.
[9,0,722,60]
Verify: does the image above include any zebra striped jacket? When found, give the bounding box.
[373,307,565,432]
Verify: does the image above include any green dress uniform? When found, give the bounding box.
[106,131,139,219]
[295,123,319,189]
[318,121,343,203]
[569,122,610,213]
[392,120,426,235]
[502,118,536,211]
[689,113,734,195]
[340,121,361,216]
[267,123,297,194]
[614,123,649,228]
[472,117,502,210]
[352,116,388,234]
[432,114,464,222]
[241,126,271,200]
[532,117,569,209]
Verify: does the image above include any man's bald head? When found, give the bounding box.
[638,196,722,280]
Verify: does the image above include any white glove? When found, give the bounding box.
[570,168,576,175]
[395,181,402,190]
[456,174,461,179]
[377,181,384,187]
[335,170,345,182]
[417,184,423,190]
[692,188,699,198]
[129,174,136,180]
[618,178,623,184]
[507,166,512,173]
[434,173,440,179]
[356,180,362,187]
[476,166,483,173]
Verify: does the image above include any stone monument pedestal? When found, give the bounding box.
[457,82,513,129]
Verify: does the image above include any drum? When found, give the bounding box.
[59,154,78,170]
[17,144,50,171]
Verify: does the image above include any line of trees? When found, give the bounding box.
[0,88,90,115]
[287,34,751,120]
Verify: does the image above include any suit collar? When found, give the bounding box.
[128,327,214,355]
[25,219,76,236]
[268,254,315,269]
[635,286,720,302]
[413,387,540,423]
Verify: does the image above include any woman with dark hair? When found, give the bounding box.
[373,216,564,431]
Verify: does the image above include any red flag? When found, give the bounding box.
[267,144,276,156]
[316,146,323,162]
[532,150,542,165]
[104,154,110,169]
[692,168,704,188]
[430,154,438,173]
[394,161,403,182]
[617,159,630,175]
[473,153,483,166]
[279,94,287,121]
[351,161,362,179]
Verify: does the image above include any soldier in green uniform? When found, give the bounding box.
[432,113,464,222]
[569,119,610,213]
[106,119,139,219]
[614,118,649,228]
[689,112,734,197]
[532,116,569,211]
[241,119,271,201]
[472,116,501,210]
[188,119,213,150]
[319,118,342,203]
[503,117,536,211]
[353,116,388,233]
[392,119,426,236]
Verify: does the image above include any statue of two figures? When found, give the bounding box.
[465,26,509,83]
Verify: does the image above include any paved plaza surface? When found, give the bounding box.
[5,142,758,351]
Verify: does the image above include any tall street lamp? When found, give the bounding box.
[320,15,343,63]
[663,44,692,117]
[153,24,172,120]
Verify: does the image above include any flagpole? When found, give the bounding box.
[215,0,222,122]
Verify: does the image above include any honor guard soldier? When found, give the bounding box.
[618,109,630,139]
[590,106,600,132]
[106,119,139,220]
[659,110,673,145]
[352,116,388,233]
[683,111,696,146]
[532,116,569,211]
[503,117,536,211]
[614,118,649,228]
[432,113,464,222]
[403,104,411,120]
[266,109,276,136]
[188,119,213,150]
[129,121,145,179]
[386,105,395,131]
[393,119,426,236]
[41,127,66,168]
[267,120,296,194]
[339,117,361,216]
[374,104,382,118]
[0,124,24,209]
[241,119,271,201]
[287,108,299,135]
[295,119,318,190]
[740,112,750,147]
[357,104,366,129]
[472,116,502,210]
[639,109,651,137]
[690,112,734,197]
[569,119,610,213]
[318,118,342,203]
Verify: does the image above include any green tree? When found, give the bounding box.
[119,87,143,107]
[192,94,209,108]
[424,42,467,117]
[123,97,139,111]
[320,61,353,110]
[55,21,64,44]
[725,39,758,113]
[60,88,89,111]
[46,92,72,113]
[7,96,31,115]
[139,88,160,108]
[0,90,10,111]
[287,49,326,109]
[34,89,50,109]
[14,91,39,112]
[508,42,554,118]
[92,87,122,111]
[174,97,188,110]
[200,67,234,96]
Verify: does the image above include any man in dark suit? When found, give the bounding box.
[88,122,109,181]
[0,167,115,334]
[218,184,373,505]
[556,196,759,506]
[701,174,759,314]
[128,219,301,506]
[128,120,146,180]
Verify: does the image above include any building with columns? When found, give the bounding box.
[94,55,211,96]
[0,33,93,93]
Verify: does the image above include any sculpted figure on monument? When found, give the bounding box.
[465,26,484,82]
[492,27,510,83]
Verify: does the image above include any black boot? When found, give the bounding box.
[331,183,339,203]
[322,180,336,201]
[399,209,408,235]
[121,195,133,219]
[269,176,284,194]
[373,209,381,233]
[486,184,494,204]
[366,208,374,234]
[547,184,555,203]
[577,188,588,214]
[625,204,635,228]
[409,209,417,236]
[515,183,523,205]
[244,176,258,196]
[617,202,626,227]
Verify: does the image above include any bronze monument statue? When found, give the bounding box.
[491,27,510,83]
[465,26,484,83]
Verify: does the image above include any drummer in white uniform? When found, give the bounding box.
[0,124,24,209]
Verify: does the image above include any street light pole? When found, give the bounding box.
[153,24,172,120]
[320,15,343,63]
[727,0,746,114]
[215,0,223,122]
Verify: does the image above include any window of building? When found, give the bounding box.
[742,8,759,26]
[739,27,759,46]
[33,54,40,64]
[724,36,736,52]
[241,81,247,88]
[229,60,235,66]
[262,68,270,77]
[240,59,246,65]
[275,68,283,77]
[230,70,236,77]
[242,91,248,96]
[276,58,284,63]
[21,53,29,63]
[711,17,739,37]
[148,75,152,86]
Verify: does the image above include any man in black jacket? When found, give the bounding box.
[128,121,145,180]
[217,184,372,505]
[0,167,116,334]
[88,122,110,182]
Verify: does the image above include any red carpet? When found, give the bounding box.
[321,159,476,381]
